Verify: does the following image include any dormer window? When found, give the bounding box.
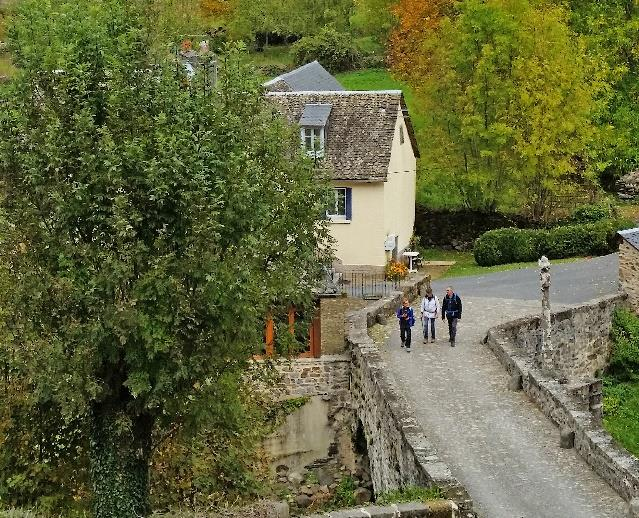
[302,127,325,158]
[299,103,331,159]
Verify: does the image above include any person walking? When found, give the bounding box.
[420,288,439,343]
[396,297,415,352]
[441,286,462,347]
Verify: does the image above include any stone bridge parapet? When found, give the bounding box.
[485,293,639,504]
[346,276,475,517]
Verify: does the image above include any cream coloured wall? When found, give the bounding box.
[383,108,417,257]
[329,181,386,268]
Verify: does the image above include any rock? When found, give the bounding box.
[277,476,288,483]
[317,467,334,486]
[295,494,312,509]
[311,492,331,506]
[616,169,639,199]
[266,501,290,518]
[329,483,338,490]
[352,466,365,478]
[319,484,329,494]
[560,427,575,449]
[275,464,289,475]
[288,472,304,486]
[628,498,639,517]
[376,313,387,325]
[301,485,315,496]
[508,373,522,391]
[353,487,372,505]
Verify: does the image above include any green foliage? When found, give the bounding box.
[473,219,631,266]
[397,0,608,219]
[0,0,331,514]
[608,309,639,380]
[375,485,443,505]
[602,380,639,457]
[291,28,362,73]
[603,309,639,457]
[226,0,354,41]
[569,202,617,224]
[330,476,357,508]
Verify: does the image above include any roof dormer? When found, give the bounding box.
[299,103,331,159]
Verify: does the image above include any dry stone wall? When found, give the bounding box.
[346,278,475,517]
[485,294,639,504]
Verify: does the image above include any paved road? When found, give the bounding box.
[430,253,619,304]
[381,254,627,518]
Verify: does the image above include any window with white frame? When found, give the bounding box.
[301,126,325,158]
[327,187,351,221]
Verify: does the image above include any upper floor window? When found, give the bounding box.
[327,187,352,222]
[302,126,325,158]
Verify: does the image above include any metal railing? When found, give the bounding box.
[336,273,401,299]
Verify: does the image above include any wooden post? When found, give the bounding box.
[309,309,321,358]
[288,305,295,335]
[265,313,274,357]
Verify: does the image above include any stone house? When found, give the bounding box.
[266,63,420,273]
[618,228,639,313]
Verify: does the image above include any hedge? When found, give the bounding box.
[473,218,634,266]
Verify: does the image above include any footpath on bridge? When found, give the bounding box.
[380,293,627,518]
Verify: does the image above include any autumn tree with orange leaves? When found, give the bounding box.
[388,0,454,80]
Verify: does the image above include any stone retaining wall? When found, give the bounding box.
[267,356,354,471]
[495,294,627,381]
[305,500,458,518]
[485,294,639,503]
[346,277,475,517]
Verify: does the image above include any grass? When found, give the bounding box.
[376,485,443,505]
[0,54,15,77]
[603,379,639,457]
[419,247,582,279]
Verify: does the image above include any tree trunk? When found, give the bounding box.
[89,402,154,518]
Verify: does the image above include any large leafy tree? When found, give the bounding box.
[567,0,639,185]
[392,0,607,220]
[0,0,330,516]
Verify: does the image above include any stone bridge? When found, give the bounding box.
[270,255,637,517]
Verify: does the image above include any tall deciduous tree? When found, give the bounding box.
[393,0,607,220]
[567,0,639,184]
[0,0,331,515]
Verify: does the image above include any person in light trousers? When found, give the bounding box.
[420,287,439,343]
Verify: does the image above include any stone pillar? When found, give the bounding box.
[539,256,552,369]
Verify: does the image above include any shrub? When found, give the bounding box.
[569,202,616,224]
[291,28,362,73]
[473,227,545,266]
[473,218,632,266]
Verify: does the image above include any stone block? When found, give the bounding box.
[560,427,575,449]
[507,373,522,391]
[266,501,290,518]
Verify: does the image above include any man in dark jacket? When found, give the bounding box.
[441,286,462,347]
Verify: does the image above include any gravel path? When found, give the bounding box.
[380,255,627,518]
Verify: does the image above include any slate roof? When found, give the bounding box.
[263,61,345,92]
[299,104,332,126]
[267,90,420,182]
[618,228,639,251]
